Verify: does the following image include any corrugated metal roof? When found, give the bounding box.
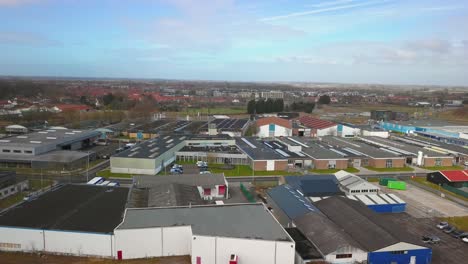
[267,185,318,220]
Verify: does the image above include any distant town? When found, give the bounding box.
[0,77,467,264]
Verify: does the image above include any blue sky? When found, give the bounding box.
[0,0,467,85]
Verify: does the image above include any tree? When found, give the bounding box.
[102,93,115,106]
[256,99,265,114]
[273,99,284,112]
[265,98,274,113]
[318,95,331,105]
[80,95,88,105]
[247,100,256,114]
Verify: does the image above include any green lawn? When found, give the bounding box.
[366,177,381,182]
[411,177,468,202]
[439,216,468,230]
[309,167,360,174]
[364,166,414,172]
[96,169,133,178]
[29,179,53,191]
[208,164,301,177]
[422,165,464,171]
[0,193,25,209]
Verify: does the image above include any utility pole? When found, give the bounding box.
[86,151,90,182]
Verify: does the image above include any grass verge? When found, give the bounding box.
[411,177,468,202]
[0,193,26,209]
[209,164,301,176]
[364,166,414,172]
[96,169,133,178]
[309,167,360,174]
[422,166,464,171]
[439,216,468,230]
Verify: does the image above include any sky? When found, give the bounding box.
[0,0,467,86]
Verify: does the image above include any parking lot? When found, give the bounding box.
[374,183,468,218]
[383,213,468,264]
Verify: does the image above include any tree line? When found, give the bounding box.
[247,99,284,114]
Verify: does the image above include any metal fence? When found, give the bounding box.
[442,184,468,198]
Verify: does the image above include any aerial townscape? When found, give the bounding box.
[1,0,468,264]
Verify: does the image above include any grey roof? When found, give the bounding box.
[360,136,451,158]
[267,185,318,220]
[0,150,89,163]
[313,196,423,252]
[392,135,468,156]
[133,174,226,188]
[117,203,292,242]
[285,228,322,260]
[0,129,99,148]
[294,212,363,255]
[147,183,206,207]
[321,136,401,159]
[287,137,348,160]
[285,175,343,197]
[335,171,380,191]
[235,137,303,160]
[113,135,186,159]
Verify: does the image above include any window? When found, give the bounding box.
[390,251,407,255]
[2,149,10,153]
[435,158,442,166]
[328,161,336,169]
[24,150,32,154]
[288,159,294,165]
[336,254,352,259]
[386,159,393,168]
[13,150,21,153]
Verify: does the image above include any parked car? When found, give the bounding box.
[172,164,183,170]
[443,226,456,234]
[196,161,208,168]
[436,222,449,229]
[170,168,183,174]
[452,231,468,239]
[462,237,468,244]
[422,235,441,244]
[199,171,211,174]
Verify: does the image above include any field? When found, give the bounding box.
[0,252,190,264]
[364,166,414,172]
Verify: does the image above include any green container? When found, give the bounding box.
[379,178,397,186]
[388,181,406,190]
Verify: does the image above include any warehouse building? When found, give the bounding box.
[358,136,454,167]
[198,118,250,137]
[346,193,406,213]
[313,197,431,264]
[256,116,293,138]
[427,170,468,188]
[114,204,295,263]
[322,136,406,168]
[0,172,28,200]
[335,171,380,195]
[297,116,338,137]
[133,173,228,202]
[284,175,343,198]
[283,137,349,170]
[0,129,99,169]
[0,184,129,257]
[110,135,186,175]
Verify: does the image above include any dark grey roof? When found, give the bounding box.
[313,196,423,252]
[117,203,292,242]
[294,212,363,255]
[133,174,226,188]
[0,129,99,148]
[0,184,129,233]
[321,136,401,159]
[267,185,318,220]
[360,136,451,158]
[235,137,303,160]
[113,135,186,159]
[287,137,348,160]
[147,183,206,207]
[0,150,89,163]
[285,175,343,197]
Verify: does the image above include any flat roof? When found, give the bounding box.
[391,135,468,156]
[0,184,129,233]
[285,175,343,197]
[267,185,318,220]
[117,203,292,242]
[288,137,348,160]
[0,150,90,163]
[321,136,401,159]
[133,174,226,188]
[235,137,304,160]
[113,135,186,159]
[0,129,100,148]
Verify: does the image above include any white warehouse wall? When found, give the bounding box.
[114,228,162,259]
[257,125,291,138]
[44,230,113,257]
[191,236,294,264]
[317,126,338,137]
[114,226,192,260]
[325,247,368,264]
[0,227,44,252]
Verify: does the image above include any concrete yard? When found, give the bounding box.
[384,213,468,264]
[377,183,468,218]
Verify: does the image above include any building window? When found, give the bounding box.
[336,254,352,259]
[2,149,10,153]
[13,150,21,153]
[435,158,442,166]
[390,251,407,255]
[288,159,294,165]
[386,159,393,168]
[24,151,32,154]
